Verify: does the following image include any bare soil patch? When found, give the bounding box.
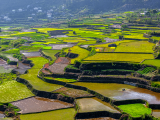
[12,97,73,114]
[54,87,93,98]
[55,57,70,64]
[48,64,68,74]
[48,57,70,74]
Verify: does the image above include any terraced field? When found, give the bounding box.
[77,97,119,113]
[64,46,90,64]
[83,53,154,63]
[1,10,160,120]
[0,81,34,103]
[20,108,76,120]
[114,41,155,53]
[72,83,160,104]
[118,104,152,118]
[20,57,63,92]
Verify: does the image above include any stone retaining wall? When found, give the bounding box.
[16,77,74,104]
[65,68,81,73]
[75,111,122,119]
[82,70,133,75]
[80,63,142,71]
[79,76,150,85]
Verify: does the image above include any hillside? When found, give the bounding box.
[0,0,160,15]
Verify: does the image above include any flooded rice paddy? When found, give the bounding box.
[0,53,18,62]
[0,112,5,118]
[22,52,41,57]
[13,62,31,74]
[77,97,120,113]
[152,110,160,119]
[49,35,68,38]
[0,59,17,73]
[73,83,160,104]
[12,97,74,114]
[48,44,75,50]
[0,58,31,74]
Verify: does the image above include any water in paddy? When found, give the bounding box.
[152,110,160,118]
[13,62,31,74]
[48,44,75,50]
[49,35,68,38]
[22,52,41,57]
[12,97,73,114]
[0,53,18,62]
[0,111,5,118]
[73,82,160,104]
[0,59,17,73]
[77,97,120,113]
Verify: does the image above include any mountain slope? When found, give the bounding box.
[0,0,160,15]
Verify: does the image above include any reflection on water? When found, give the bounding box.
[112,88,160,104]
[48,44,75,50]
[22,52,41,57]
[13,62,31,74]
[0,59,17,73]
[73,83,160,104]
[152,109,160,118]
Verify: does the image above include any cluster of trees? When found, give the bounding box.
[126,9,160,25]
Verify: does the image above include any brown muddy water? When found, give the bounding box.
[12,97,74,114]
[152,110,160,118]
[73,83,160,104]
[112,87,160,104]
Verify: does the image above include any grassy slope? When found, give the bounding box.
[20,57,63,92]
[64,46,90,64]
[0,81,34,103]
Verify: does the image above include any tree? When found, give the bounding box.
[73,31,76,35]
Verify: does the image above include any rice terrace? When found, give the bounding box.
[2,3,160,120]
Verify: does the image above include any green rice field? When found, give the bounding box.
[83,53,154,63]
[115,41,155,53]
[20,57,63,92]
[64,46,90,64]
[20,108,76,120]
[0,81,34,103]
[118,104,152,118]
